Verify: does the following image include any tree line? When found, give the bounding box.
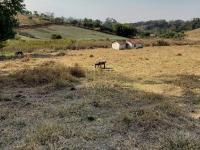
[23,11,138,38]
[1,0,200,42]
[134,19,200,38]
[27,10,200,39]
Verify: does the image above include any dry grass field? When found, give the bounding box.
[186,28,200,41]
[0,45,200,149]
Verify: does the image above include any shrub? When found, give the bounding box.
[176,53,182,56]
[89,54,94,58]
[25,121,67,147]
[87,116,95,122]
[69,64,86,78]
[51,34,62,39]
[153,40,170,46]
[140,31,151,38]
[11,62,85,86]
[160,31,185,39]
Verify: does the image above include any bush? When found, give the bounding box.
[140,32,151,38]
[160,31,185,39]
[69,64,86,78]
[11,62,85,86]
[153,40,170,46]
[51,34,62,39]
[25,121,66,147]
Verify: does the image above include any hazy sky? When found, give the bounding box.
[25,0,200,23]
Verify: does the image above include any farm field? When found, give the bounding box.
[0,45,200,149]
[18,25,126,40]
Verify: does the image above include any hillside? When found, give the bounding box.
[186,28,200,41]
[16,14,126,40]
[17,14,51,26]
[18,25,126,40]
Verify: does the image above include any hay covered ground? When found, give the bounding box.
[0,45,200,149]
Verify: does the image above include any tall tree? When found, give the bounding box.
[0,0,25,41]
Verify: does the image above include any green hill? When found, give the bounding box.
[16,13,126,40]
[18,25,126,40]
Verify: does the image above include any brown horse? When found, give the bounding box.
[95,61,106,69]
[15,51,24,56]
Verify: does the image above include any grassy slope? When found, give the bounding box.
[185,28,200,41]
[17,14,50,26]
[18,25,126,40]
[17,14,126,40]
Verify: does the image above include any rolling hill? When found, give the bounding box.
[17,14,51,26]
[18,25,126,40]
[16,14,126,40]
[185,28,200,41]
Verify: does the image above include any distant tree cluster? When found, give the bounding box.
[63,17,138,38]
[2,2,200,41]
[21,10,200,39]
[134,19,200,39]
[26,13,138,38]
[112,23,137,37]
[51,34,62,39]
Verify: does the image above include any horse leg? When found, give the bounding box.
[100,64,102,69]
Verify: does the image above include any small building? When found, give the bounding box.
[112,40,144,50]
[150,34,156,38]
[126,40,144,49]
[112,41,127,50]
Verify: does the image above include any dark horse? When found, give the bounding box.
[95,61,106,69]
[15,51,24,56]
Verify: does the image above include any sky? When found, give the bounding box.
[25,0,200,23]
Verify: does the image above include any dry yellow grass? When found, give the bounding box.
[53,46,200,96]
[186,28,200,41]
[1,45,200,110]
[0,45,200,149]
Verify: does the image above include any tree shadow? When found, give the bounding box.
[0,69,200,149]
[159,74,200,106]
[70,73,200,147]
